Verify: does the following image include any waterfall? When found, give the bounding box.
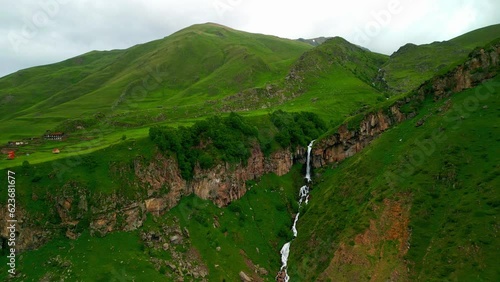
[277,140,315,281]
[291,212,300,237]
[305,141,314,183]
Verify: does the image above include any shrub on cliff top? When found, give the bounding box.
[270,110,327,147]
[149,111,326,180]
[149,112,258,179]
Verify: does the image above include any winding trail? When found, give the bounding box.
[277,140,315,282]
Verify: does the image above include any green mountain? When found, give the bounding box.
[381,24,500,94]
[0,23,312,143]
[0,23,499,281]
[0,24,393,169]
[274,36,388,124]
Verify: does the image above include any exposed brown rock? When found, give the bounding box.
[319,196,412,281]
[90,213,116,237]
[140,220,208,281]
[135,144,294,210]
[239,271,253,282]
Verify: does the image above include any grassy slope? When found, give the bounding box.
[382,24,500,94]
[0,49,124,119]
[0,113,304,281]
[272,37,389,125]
[0,231,166,282]
[0,23,312,143]
[163,168,304,281]
[288,76,500,281]
[0,31,389,169]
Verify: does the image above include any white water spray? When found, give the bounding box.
[305,141,314,182]
[291,212,299,237]
[277,140,315,281]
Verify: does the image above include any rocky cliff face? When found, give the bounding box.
[135,145,294,212]
[312,109,398,168]
[311,43,499,168]
[419,45,499,99]
[0,207,53,252]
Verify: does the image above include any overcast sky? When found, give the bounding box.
[1,0,499,78]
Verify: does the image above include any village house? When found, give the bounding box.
[7,140,26,146]
[43,130,66,141]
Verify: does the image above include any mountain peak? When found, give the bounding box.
[177,22,234,33]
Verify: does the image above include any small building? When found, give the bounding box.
[7,141,25,146]
[7,151,15,160]
[44,130,66,141]
[52,148,60,154]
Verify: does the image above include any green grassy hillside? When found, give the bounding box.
[288,76,500,281]
[382,24,500,94]
[0,23,312,143]
[0,26,391,169]
[273,37,388,124]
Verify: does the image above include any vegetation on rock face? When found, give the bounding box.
[270,110,327,147]
[149,112,259,179]
[149,111,326,179]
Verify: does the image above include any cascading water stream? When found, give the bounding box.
[277,140,315,282]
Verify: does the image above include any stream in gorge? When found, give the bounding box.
[276,140,315,282]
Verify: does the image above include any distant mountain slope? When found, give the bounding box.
[290,37,388,86]
[0,23,312,121]
[0,23,499,282]
[273,37,389,124]
[296,37,331,47]
[0,49,124,119]
[1,23,497,167]
[381,24,500,93]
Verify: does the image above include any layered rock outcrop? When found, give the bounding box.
[420,44,500,99]
[134,145,294,211]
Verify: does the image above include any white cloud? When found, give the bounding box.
[1,0,499,77]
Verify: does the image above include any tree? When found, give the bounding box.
[22,160,30,169]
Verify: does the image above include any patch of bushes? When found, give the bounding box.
[277,226,293,242]
[270,110,327,147]
[149,112,258,179]
[149,111,327,180]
